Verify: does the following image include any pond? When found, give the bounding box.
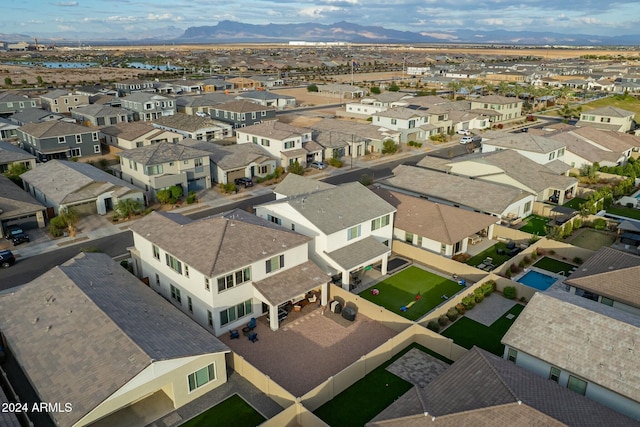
[2,61,98,68]
[126,62,183,71]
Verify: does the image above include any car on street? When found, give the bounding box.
[234,177,253,188]
[309,161,327,170]
[457,129,471,136]
[0,250,16,268]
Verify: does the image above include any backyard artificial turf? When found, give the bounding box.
[518,215,550,236]
[563,197,587,210]
[180,394,266,427]
[606,205,640,220]
[314,343,450,427]
[441,303,525,356]
[532,256,576,276]
[466,242,512,268]
[359,266,461,321]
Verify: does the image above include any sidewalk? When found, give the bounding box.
[9,148,425,260]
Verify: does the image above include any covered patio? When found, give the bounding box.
[253,260,329,331]
[325,236,391,291]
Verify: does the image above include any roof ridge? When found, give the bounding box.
[208,217,229,276]
[435,203,456,246]
[473,347,521,403]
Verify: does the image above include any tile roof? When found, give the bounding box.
[0,140,36,163]
[129,209,311,277]
[501,291,640,403]
[18,120,92,138]
[564,247,640,308]
[118,141,211,165]
[0,252,228,427]
[261,182,396,235]
[20,160,140,205]
[326,236,391,270]
[273,174,335,198]
[386,165,532,216]
[252,260,328,306]
[368,347,637,427]
[370,188,497,245]
[213,99,276,113]
[182,139,276,169]
[483,132,565,154]
[0,175,44,220]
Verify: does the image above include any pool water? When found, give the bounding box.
[517,270,558,291]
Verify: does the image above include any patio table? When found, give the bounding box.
[477,263,486,270]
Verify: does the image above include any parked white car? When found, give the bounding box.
[460,136,482,145]
[457,129,471,136]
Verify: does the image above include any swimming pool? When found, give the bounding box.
[517,270,558,291]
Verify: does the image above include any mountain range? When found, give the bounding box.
[4,21,640,46]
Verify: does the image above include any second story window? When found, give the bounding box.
[75,135,82,143]
[261,138,270,147]
[266,255,284,274]
[284,141,294,149]
[205,278,210,291]
[153,244,160,260]
[347,225,361,241]
[166,253,182,274]
[267,214,281,225]
[58,136,66,144]
[146,165,163,176]
[371,214,390,231]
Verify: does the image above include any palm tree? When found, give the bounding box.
[447,81,462,100]
[116,198,143,219]
[497,81,511,96]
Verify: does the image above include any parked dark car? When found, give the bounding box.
[11,233,30,246]
[0,250,16,268]
[4,225,25,240]
[234,177,253,188]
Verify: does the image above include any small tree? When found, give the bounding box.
[4,77,12,86]
[307,83,319,92]
[36,76,44,85]
[288,161,305,175]
[381,139,398,155]
[359,174,374,186]
[388,82,400,92]
[169,185,183,201]
[115,198,143,219]
[3,162,28,184]
[370,86,381,94]
[156,189,172,204]
[503,286,517,299]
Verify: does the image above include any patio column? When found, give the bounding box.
[268,304,279,331]
[321,282,328,306]
[381,253,389,275]
[341,271,350,291]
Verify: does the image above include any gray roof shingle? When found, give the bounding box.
[181,140,277,170]
[118,141,211,165]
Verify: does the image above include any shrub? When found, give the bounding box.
[427,320,440,332]
[573,257,583,264]
[359,174,374,186]
[462,294,476,310]
[523,255,531,266]
[156,189,172,204]
[438,315,449,326]
[120,260,129,269]
[49,222,63,237]
[519,259,526,269]
[370,86,381,94]
[307,83,318,92]
[503,286,517,299]
[455,303,466,315]
[288,160,305,175]
[573,217,582,229]
[531,250,538,260]
[474,293,485,303]
[328,157,343,168]
[505,267,512,279]
[510,263,521,274]
[480,281,495,296]
[520,296,527,303]
[169,185,183,200]
[593,218,607,230]
[382,139,398,154]
[548,250,556,255]
[446,307,459,322]
[186,193,197,204]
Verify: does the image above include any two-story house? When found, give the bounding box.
[122,92,176,121]
[470,95,523,125]
[152,114,233,141]
[371,107,431,143]
[235,120,321,167]
[129,209,329,335]
[344,92,411,119]
[236,90,296,110]
[0,91,39,117]
[17,121,101,161]
[175,93,234,116]
[115,141,212,200]
[71,104,132,127]
[39,89,90,113]
[481,131,567,165]
[114,78,155,96]
[255,179,396,289]
[100,121,183,152]
[577,106,636,133]
[550,126,638,168]
[502,290,640,420]
[210,100,276,129]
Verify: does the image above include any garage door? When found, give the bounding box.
[227,169,246,183]
[3,215,39,231]
[69,200,97,216]
[188,178,206,192]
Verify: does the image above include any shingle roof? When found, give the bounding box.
[0,252,228,427]
[273,174,335,198]
[153,114,223,132]
[214,99,276,113]
[129,209,311,277]
[239,120,309,140]
[9,107,58,124]
[0,91,34,103]
[372,106,430,120]
[18,120,92,138]
[326,236,391,270]
[370,188,497,245]
[309,118,400,142]
[564,247,640,308]
[386,165,533,216]
[20,160,140,205]
[583,106,635,118]
[501,291,640,403]
[99,121,157,140]
[253,260,328,306]
[0,175,44,220]
[368,347,637,427]
[118,141,211,165]
[181,140,277,170]
[0,140,36,163]
[238,90,294,101]
[72,104,129,118]
[483,133,565,154]
[261,182,396,235]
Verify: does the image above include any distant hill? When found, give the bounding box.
[178,21,640,46]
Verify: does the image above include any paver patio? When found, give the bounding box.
[219,307,398,397]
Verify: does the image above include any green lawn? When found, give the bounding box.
[359,266,461,321]
[518,215,550,236]
[606,205,640,220]
[180,394,265,427]
[532,257,576,276]
[466,242,512,269]
[314,343,450,427]
[441,303,525,356]
[563,197,587,210]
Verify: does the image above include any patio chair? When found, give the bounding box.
[248,332,258,343]
[247,317,257,331]
[229,330,240,339]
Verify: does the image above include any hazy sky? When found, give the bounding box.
[5,0,640,39]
